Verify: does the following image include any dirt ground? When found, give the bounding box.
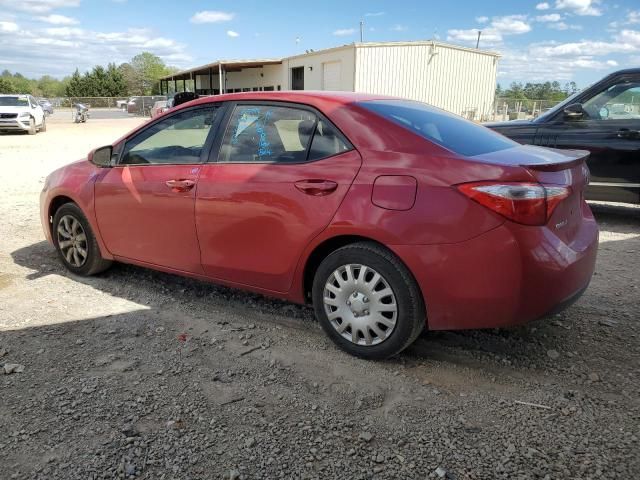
[0,114,639,480]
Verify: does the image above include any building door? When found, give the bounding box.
[322,62,342,91]
[291,67,305,90]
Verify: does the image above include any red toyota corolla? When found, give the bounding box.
[40,92,598,359]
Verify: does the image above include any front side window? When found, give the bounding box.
[359,100,517,157]
[582,79,640,121]
[219,104,351,163]
[120,107,218,165]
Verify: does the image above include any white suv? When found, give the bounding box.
[0,94,46,134]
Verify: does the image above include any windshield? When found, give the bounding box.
[0,96,29,107]
[359,99,517,157]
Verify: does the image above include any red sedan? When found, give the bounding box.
[40,92,598,359]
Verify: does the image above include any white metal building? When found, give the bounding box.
[159,41,500,120]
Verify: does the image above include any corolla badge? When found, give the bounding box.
[555,219,568,229]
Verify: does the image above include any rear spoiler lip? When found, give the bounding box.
[521,148,590,172]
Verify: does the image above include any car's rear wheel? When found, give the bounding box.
[312,242,425,359]
[52,203,112,276]
[27,118,36,135]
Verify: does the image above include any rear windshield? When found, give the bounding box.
[358,99,517,157]
[0,96,29,107]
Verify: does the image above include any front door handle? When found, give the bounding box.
[294,179,338,196]
[617,128,640,139]
[166,179,196,193]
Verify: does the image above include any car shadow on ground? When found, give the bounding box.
[9,207,638,368]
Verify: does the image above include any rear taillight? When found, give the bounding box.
[457,182,571,226]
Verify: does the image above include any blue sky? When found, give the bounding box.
[0,0,639,87]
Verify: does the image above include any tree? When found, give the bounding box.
[130,52,172,95]
[0,77,16,94]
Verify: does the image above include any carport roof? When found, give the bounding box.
[160,59,283,81]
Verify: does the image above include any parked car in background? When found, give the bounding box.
[150,100,168,118]
[127,96,166,116]
[0,94,46,134]
[38,99,54,116]
[40,91,598,359]
[487,68,640,204]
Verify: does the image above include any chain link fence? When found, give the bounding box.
[43,96,168,118]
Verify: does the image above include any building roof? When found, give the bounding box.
[160,59,282,81]
[161,40,501,81]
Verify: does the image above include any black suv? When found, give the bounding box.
[486,69,640,204]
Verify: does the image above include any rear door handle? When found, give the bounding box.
[617,128,640,139]
[165,179,196,192]
[294,179,338,196]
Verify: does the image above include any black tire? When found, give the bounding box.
[52,203,112,276]
[39,116,46,132]
[312,242,425,359]
[27,118,36,135]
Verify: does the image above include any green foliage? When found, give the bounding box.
[0,77,17,94]
[2,52,176,97]
[495,81,580,111]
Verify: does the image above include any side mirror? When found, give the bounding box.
[89,145,113,168]
[563,103,584,119]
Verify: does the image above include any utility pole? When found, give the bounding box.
[476,30,482,49]
[360,21,364,42]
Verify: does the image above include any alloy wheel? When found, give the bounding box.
[57,215,88,268]
[323,264,398,346]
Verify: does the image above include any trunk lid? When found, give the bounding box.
[473,144,590,242]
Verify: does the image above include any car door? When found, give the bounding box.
[195,102,362,293]
[94,105,221,273]
[534,74,640,204]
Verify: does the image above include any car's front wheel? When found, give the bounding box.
[27,118,36,135]
[312,242,425,359]
[39,116,46,132]
[52,203,112,276]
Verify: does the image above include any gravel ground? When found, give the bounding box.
[0,116,639,480]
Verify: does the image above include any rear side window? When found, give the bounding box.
[359,100,517,157]
[219,104,351,163]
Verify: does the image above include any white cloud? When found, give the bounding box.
[530,39,637,57]
[0,0,80,13]
[45,27,84,37]
[616,29,640,47]
[627,11,640,24]
[365,12,385,17]
[536,2,550,10]
[448,14,531,46]
[190,11,234,24]
[491,15,531,34]
[447,28,502,45]
[476,16,489,23]
[536,13,562,22]
[606,59,618,66]
[226,30,239,38]
[0,21,19,32]
[333,28,356,36]
[36,14,79,25]
[555,0,602,17]
[548,21,582,30]
[0,25,191,78]
[391,24,408,32]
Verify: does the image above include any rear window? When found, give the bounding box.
[359,100,517,157]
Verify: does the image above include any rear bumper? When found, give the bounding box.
[0,118,30,131]
[391,202,598,330]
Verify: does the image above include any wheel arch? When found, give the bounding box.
[48,195,76,233]
[301,234,426,319]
